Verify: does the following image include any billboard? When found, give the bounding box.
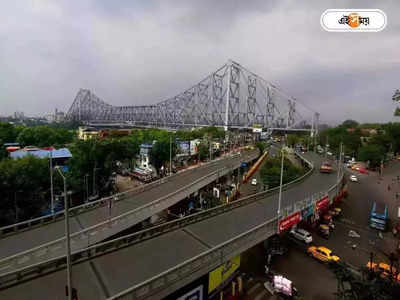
[164,273,209,300]
[278,211,301,233]
[177,141,190,155]
[208,254,241,293]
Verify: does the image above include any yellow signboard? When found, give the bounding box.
[208,254,241,293]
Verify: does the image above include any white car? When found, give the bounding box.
[290,228,313,244]
[350,175,358,182]
[251,178,257,185]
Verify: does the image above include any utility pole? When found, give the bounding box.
[50,150,54,214]
[93,165,96,196]
[209,139,212,161]
[170,136,172,176]
[55,167,72,300]
[277,149,284,233]
[85,174,89,203]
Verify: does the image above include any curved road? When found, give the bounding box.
[0,150,258,260]
[0,152,339,300]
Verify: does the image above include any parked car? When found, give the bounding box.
[350,175,358,182]
[290,228,312,244]
[307,246,340,263]
[251,178,257,185]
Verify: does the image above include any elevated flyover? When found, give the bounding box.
[0,152,344,300]
[0,150,258,261]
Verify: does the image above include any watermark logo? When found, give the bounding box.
[321,9,386,32]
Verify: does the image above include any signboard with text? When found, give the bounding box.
[279,211,301,233]
[316,195,329,212]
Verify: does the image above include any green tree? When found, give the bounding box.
[342,119,359,128]
[198,142,209,160]
[255,142,265,155]
[0,155,61,225]
[358,144,385,167]
[260,156,304,189]
[286,134,300,147]
[16,126,74,147]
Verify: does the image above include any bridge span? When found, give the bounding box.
[0,152,343,299]
[0,150,258,262]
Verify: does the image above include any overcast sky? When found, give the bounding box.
[0,0,399,124]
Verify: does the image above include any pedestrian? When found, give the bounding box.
[388,184,391,191]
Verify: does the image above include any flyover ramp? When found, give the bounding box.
[0,150,258,260]
[0,152,340,300]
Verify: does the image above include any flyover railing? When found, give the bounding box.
[0,151,257,237]
[109,217,279,300]
[108,160,347,300]
[0,151,261,280]
[0,150,305,288]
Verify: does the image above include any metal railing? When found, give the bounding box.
[108,161,347,300]
[0,153,260,280]
[0,151,309,289]
[109,217,279,300]
[0,151,256,237]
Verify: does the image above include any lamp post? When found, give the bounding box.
[85,174,89,203]
[277,148,284,233]
[49,150,54,214]
[170,136,172,176]
[55,166,72,300]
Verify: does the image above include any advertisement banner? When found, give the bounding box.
[208,255,241,293]
[301,205,314,219]
[279,211,301,233]
[316,195,329,211]
[178,141,190,155]
[164,273,209,300]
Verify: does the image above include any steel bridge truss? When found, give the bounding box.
[66,60,318,130]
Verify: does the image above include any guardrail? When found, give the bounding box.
[108,158,347,300]
[110,217,279,300]
[0,152,260,280]
[0,150,308,289]
[0,151,255,238]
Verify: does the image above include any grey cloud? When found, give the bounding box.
[0,0,399,125]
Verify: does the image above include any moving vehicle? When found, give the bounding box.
[322,214,335,230]
[251,178,257,185]
[320,161,333,173]
[366,262,400,281]
[349,175,358,182]
[329,207,342,217]
[318,224,330,239]
[370,202,388,231]
[270,275,299,298]
[290,228,312,244]
[307,246,340,262]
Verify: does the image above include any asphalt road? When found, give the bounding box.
[239,160,400,300]
[0,152,339,300]
[0,150,258,260]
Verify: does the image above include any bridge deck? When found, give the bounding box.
[0,152,337,300]
[0,150,258,260]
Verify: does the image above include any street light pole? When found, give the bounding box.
[56,167,72,300]
[277,149,284,233]
[85,174,89,203]
[50,150,54,214]
[170,136,172,176]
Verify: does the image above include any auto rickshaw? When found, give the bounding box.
[328,207,342,218]
[318,224,330,239]
[322,214,335,230]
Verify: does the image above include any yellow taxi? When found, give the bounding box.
[307,246,340,263]
[366,262,400,281]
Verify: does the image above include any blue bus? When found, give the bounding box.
[370,202,388,231]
